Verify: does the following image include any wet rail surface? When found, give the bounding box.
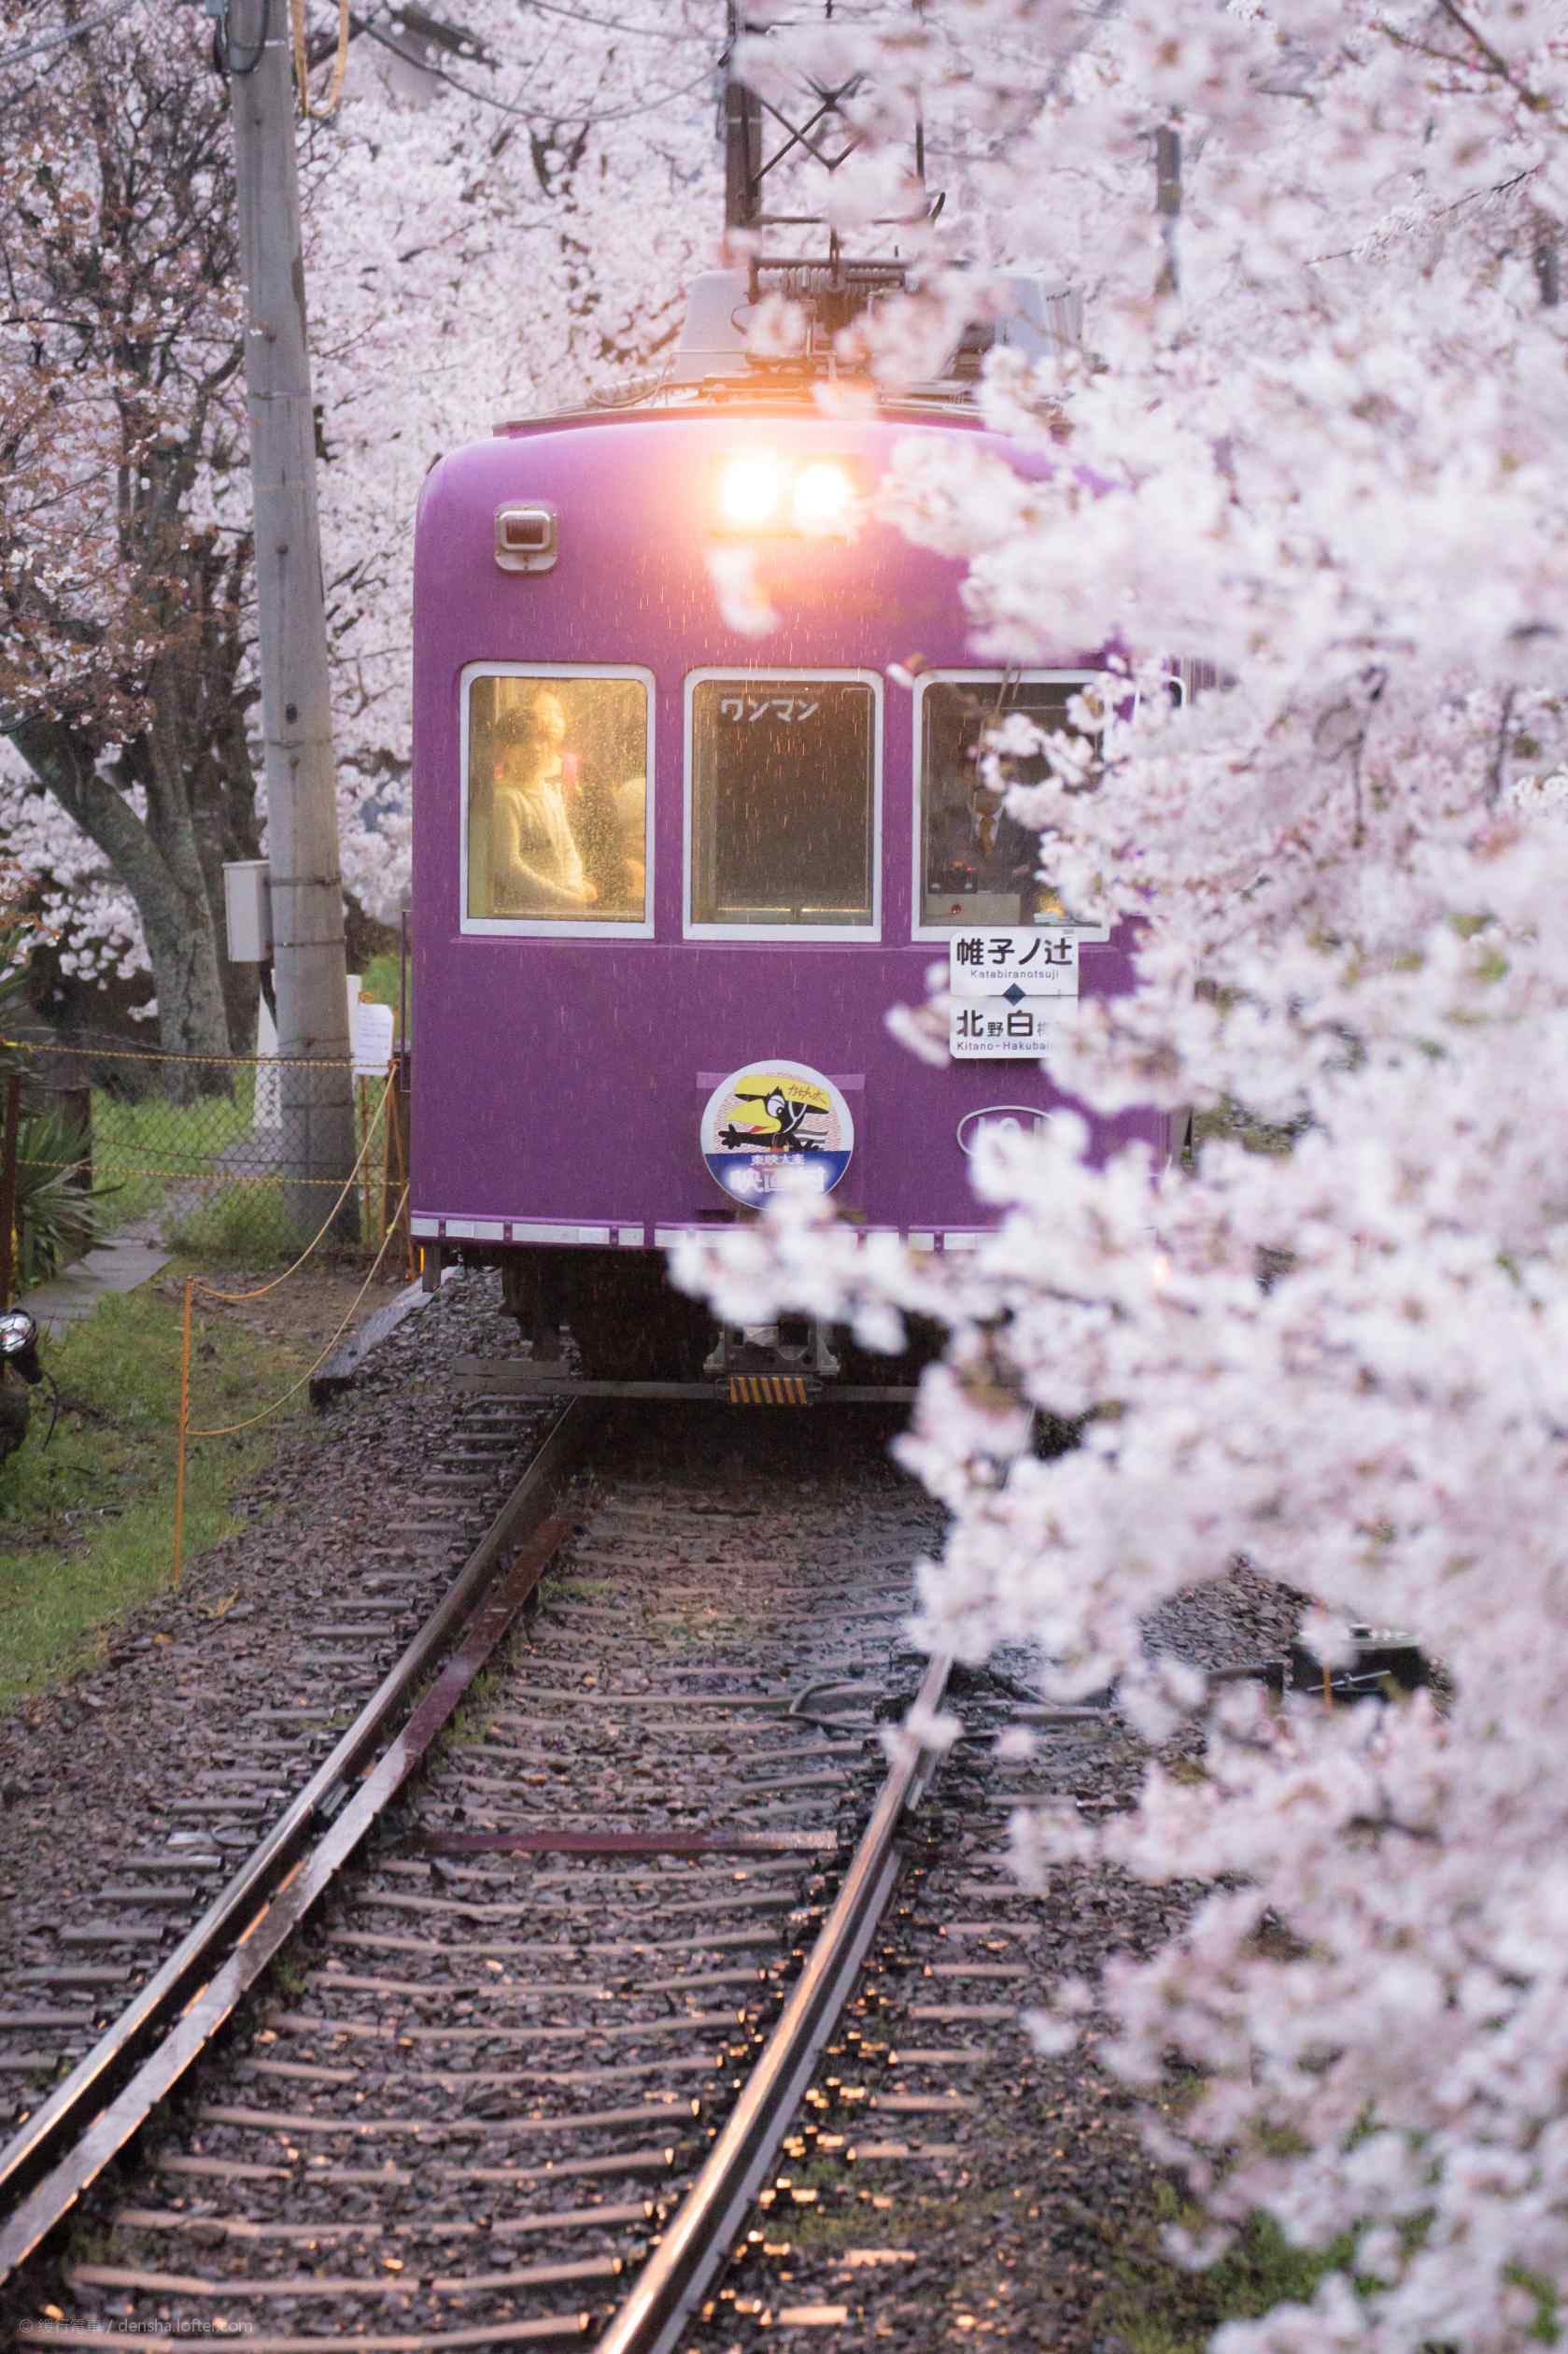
[676,1693,1136,2348]
[7,1411,943,2348]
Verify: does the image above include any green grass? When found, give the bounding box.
[92,1074,258,1226]
[360,951,410,1043]
[770,2163,911,2252]
[163,1180,309,1265]
[1108,2207,1557,2351]
[439,1663,503,1754]
[268,1951,309,2002]
[0,1280,307,1712]
[1101,2185,1358,2352]
[649,1600,752,1646]
[1192,1100,1307,1159]
[88,1069,395,1265]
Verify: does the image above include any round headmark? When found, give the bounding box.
[700,1059,855,1207]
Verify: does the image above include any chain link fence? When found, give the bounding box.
[10,1033,411,1267]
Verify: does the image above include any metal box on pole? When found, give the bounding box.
[222,860,274,963]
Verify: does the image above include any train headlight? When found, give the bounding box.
[792,461,854,533]
[719,455,785,529]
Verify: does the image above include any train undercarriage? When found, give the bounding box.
[428,1241,935,1400]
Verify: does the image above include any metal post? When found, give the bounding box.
[226,0,356,1238]
[0,1073,21,1308]
[173,1277,194,1588]
[57,1085,92,1194]
[724,71,761,234]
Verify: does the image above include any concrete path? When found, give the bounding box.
[21,1229,173,1332]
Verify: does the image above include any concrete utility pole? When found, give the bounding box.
[225,0,357,1235]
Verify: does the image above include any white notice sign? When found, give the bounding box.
[255,977,394,1122]
[949,929,1080,995]
[949,930,1081,1058]
[352,993,395,1080]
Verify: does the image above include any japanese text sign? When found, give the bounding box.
[948,930,1081,1060]
[949,929,1079,996]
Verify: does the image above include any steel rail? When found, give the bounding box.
[451,1367,918,1406]
[0,1397,593,2282]
[594,1649,954,2354]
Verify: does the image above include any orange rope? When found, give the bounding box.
[168,1066,396,1585]
[173,1277,193,1590]
[171,1190,408,1583]
[0,1038,370,1071]
[189,1192,408,1438]
[291,0,351,117]
[192,1072,392,1305]
[18,1156,370,1185]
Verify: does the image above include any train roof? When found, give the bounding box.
[492,383,996,439]
[493,268,1078,440]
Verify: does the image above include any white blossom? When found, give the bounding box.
[677,4,1568,2338]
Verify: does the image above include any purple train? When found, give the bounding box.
[409,271,1175,1388]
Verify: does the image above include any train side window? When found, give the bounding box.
[914,673,1098,935]
[686,674,880,935]
[463,668,651,933]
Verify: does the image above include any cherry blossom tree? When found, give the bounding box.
[0,0,717,1040]
[297,0,719,919]
[673,5,1568,2343]
[0,4,261,1056]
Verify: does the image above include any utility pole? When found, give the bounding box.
[723,3,761,237]
[721,0,935,320]
[224,0,356,1236]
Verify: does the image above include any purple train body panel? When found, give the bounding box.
[410,400,1165,1342]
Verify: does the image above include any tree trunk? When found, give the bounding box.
[0,22,269,1078]
[185,531,265,1056]
[135,884,237,1099]
[8,716,234,1094]
[8,500,268,1074]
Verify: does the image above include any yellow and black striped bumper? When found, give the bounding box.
[726,1374,813,1405]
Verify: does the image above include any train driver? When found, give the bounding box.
[928,754,1037,903]
[490,687,599,915]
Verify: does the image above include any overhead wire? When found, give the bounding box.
[522,0,697,38]
[0,0,698,88]
[355,9,718,122]
[218,0,270,77]
[0,0,139,71]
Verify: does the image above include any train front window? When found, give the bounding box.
[464,669,650,930]
[687,675,878,933]
[917,674,1098,932]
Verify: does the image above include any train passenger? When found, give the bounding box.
[489,687,598,915]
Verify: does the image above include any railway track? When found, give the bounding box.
[0,1394,589,2290]
[0,1374,562,2132]
[676,1688,1139,2348]
[1,1398,968,2349]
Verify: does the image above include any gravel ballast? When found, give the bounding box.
[0,1271,1315,2351]
[0,1269,558,2122]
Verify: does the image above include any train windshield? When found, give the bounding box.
[688,676,878,932]
[464,671,649,929]
[918,674,1097,931]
